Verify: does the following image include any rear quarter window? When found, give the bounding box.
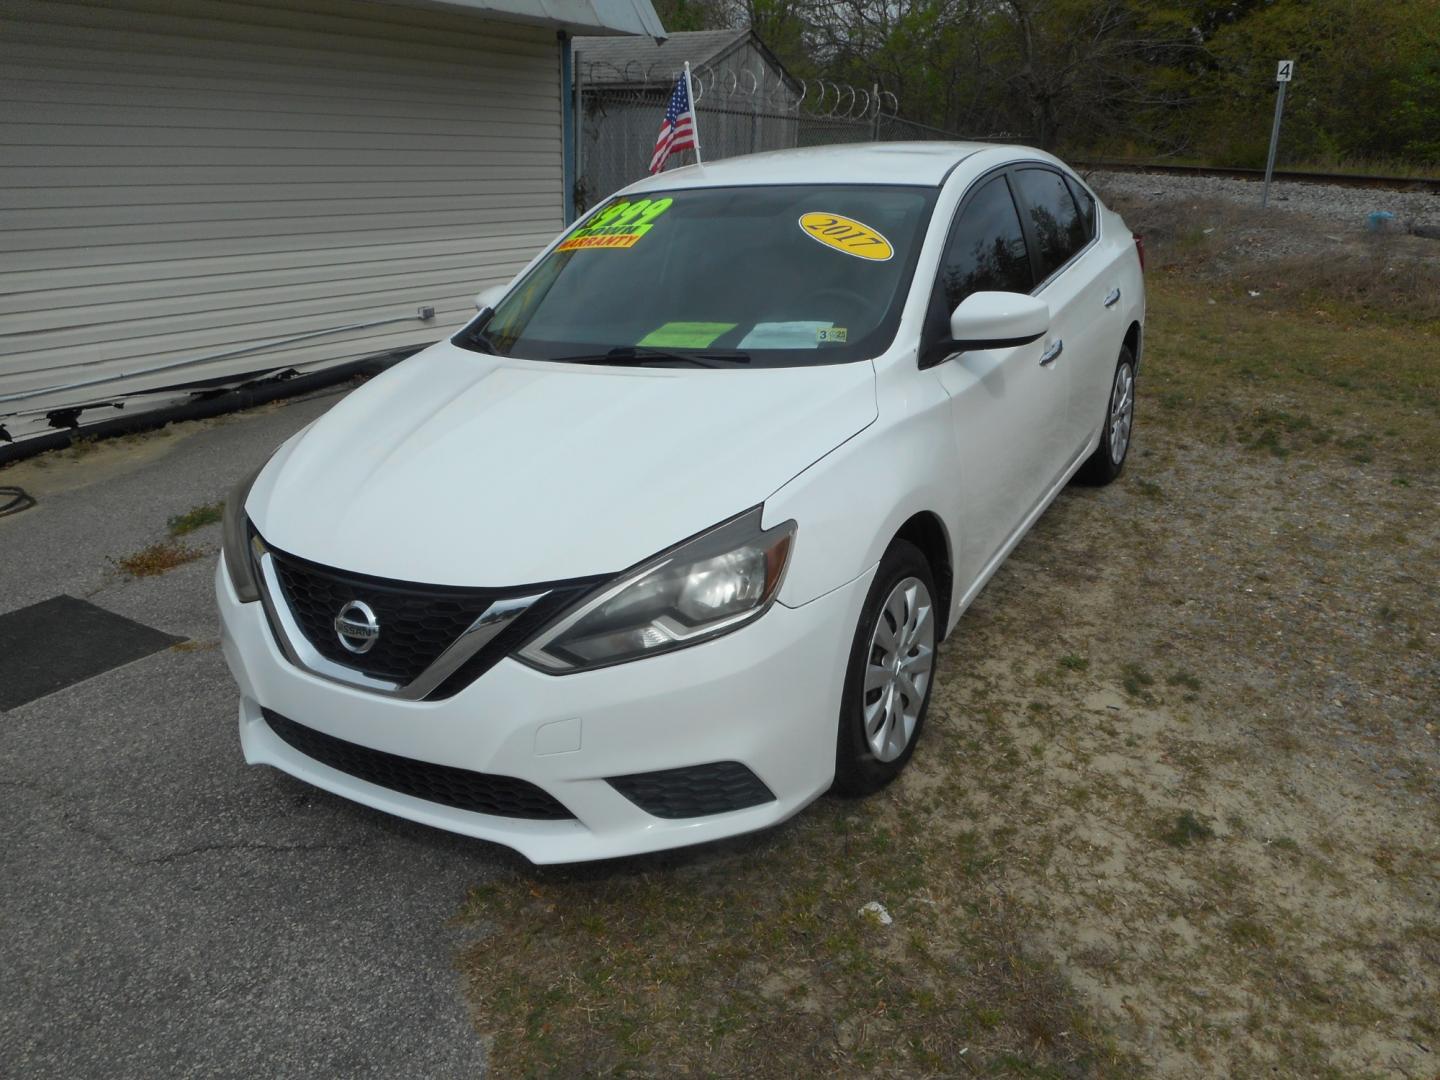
[1063,174,1097,241]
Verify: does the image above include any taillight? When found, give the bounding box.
[1133,233,1146,272]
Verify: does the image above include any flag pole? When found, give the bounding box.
[684,61,703,165]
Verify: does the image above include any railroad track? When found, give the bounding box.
[1073,159,1440,195]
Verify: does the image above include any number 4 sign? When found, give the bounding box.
[1263,61,1295,207]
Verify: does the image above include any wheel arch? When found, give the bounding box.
[892,511,953,639]
[1123,320,1142,372]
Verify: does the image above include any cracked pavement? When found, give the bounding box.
[1,389,499,1078]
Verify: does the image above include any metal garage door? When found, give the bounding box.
[0,0,562,442]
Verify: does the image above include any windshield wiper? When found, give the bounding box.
[554,347,751,368]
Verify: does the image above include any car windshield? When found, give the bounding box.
[455,183,937,367]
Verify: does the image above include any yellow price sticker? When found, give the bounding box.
[798,212,893,261]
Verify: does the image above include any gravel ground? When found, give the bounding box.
[1087,169,1440,230]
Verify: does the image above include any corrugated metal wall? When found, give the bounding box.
[0,0,563,442]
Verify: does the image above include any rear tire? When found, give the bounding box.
[1074,347,1136,486]
[833,540,938,797]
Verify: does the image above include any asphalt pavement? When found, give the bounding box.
[1,388,501,1078]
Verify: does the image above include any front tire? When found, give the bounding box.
[833,540,938,797]
[1074,346,1136,486]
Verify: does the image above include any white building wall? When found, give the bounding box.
[0,0,564,440]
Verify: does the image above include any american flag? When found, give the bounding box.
[649,72,698,174]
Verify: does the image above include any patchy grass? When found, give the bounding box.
[1142,277,1440,467]
[166,500,223,536]
[460,802,1134,1077]
[1059,653,1090,673]
[115,539,202,577]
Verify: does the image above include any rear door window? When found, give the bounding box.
[937,174,1034,310]
[1012,168,1089,282]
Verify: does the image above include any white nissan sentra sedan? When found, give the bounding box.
[217,142,1144,863]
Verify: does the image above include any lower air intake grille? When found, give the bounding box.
[607,761,775,819]
[262,709,574,820]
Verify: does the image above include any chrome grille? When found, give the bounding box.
[269,549,496,684]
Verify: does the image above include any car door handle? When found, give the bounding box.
[1039,339,1063,366]
[1103,287,1122,308]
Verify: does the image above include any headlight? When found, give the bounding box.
[518,507,795,673]
[221,461,268,603]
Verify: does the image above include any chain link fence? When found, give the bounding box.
[576,81,966,215]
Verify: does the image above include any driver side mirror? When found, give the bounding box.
[474,283,507,312]
[924,291,1049,366]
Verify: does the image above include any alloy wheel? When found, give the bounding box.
[1109,362,1134,465]
[863,576,935,763]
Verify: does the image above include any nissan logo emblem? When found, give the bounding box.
[334,600,380,654]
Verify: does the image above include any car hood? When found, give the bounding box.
[248,341,877,585]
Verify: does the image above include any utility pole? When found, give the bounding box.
[1262,59,1294,209]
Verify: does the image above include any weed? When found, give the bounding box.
[1167,670,1203,692]
[170,639,219,653]
[1249,426,1289,458]
[115,539,202,577]
[1133,478,1164,499]
[1226,916,1276,949]
[1059,654,1090,673]
[61,436,99,460]
[1121,663,1155,698]
[167,500,223,536]
[1241,409,1333,459]
[1158,811,1216,848]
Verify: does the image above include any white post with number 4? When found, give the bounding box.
[1262,60,1295,208]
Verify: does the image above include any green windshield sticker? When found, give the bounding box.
[558,197,674,251]
[637,322,737,348]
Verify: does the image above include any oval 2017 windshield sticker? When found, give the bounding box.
[798,212,893,261]
[557,198,673,251]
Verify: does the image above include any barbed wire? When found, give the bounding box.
[579,59,897,120]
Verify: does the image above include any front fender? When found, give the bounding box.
[765,360,962,618]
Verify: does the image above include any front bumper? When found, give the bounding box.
[216,559,873,863]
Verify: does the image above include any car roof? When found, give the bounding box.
[619,141,1036,194]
